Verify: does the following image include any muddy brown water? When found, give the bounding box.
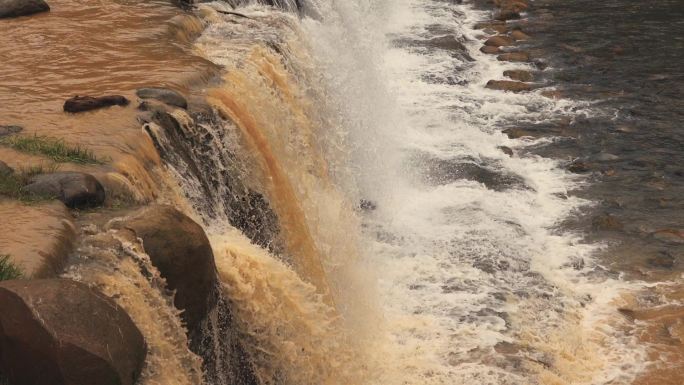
[0,0,215,270]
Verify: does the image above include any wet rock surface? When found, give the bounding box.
[0,0,49,19]
[486,80,532,92]
[23,172,105,208]
[63,95,130,113]
[136,87,188,109]
[117,205,218,332]
[0,279,146,385]
[503,69,534,82]
[421,157,528,191]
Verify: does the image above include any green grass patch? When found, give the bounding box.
[0,134,104,164]
[0,164,59,202]
[0,255,23,281]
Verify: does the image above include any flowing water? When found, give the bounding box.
[1,0,682,384]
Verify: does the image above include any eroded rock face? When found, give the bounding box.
[0,279,146,385]
[480,45,500,54]
[136,87,188,109]
[0,0,49,19]
[63,95,129,113]
[117,205,218,332]
[23,172,105,208]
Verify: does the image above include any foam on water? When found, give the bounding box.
[193,0,652,384]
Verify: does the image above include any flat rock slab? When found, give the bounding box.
[497,51,531,62]
[63,95,129,113]
[23,172,105,208]
[0,279,146,385]
[0,0,49,19]
[136,87,188,109]
[504,69,534,82]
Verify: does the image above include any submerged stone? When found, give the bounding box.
[136,87,188,109]
[0,0,49,19]
[0,279,146,385]
[63,95,129,113]
[23,172,105,208]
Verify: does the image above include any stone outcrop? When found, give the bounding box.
[0,279,146,385]
[23,172,105,208]
[497,51,531,62]
[136,87,188,109]
[486,80,532,92]
[485,35,515,47]
[117,205,218,332]
[0,0,49,19]
[63,95,130,113]
[480,45,500,54]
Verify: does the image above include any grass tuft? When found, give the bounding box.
[0,164,59,202]
[0,134,104,164]
[0,255,23,281]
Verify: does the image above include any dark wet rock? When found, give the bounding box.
[498,146,514,156]
[424,35,467,51]
[486,80,531,92]
[0,160,13,176]
[510,30,531,41]
[485,35,515,47]
[0,125,22,137]
[359,199,377,211]
[63,95,130,113]
[136,87,188,109]
[567,161,592,173]
[23,172,105,208]
[495,10,520,21]
[497,51,530,62]
[480,45,501,54]
[422,158,528,191]
[647,251,676,269]
[118,205,217,332]
[0,279,146,385]
[651,229,684,244]
[503,69,533,82]
[591,213,623,231]
[502,128,538,139]
[0,0,49,19]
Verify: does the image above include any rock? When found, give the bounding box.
[510,30,531,40]
[0,279,146,385]
[486,80,532,92]
[541,90,564,99]
[497,51,530,62]
[503,128,536,139]
[498,146,514,156]
[592,213,623,231]
[118,205,218,332]
[485,35,515,47]
[0,0,49,19]
[0,160,13,176]
[424,35,467,51]
[136,87,188,109]
[475,22,507,34]
[568,161,591,173]
[23,172,105,208]
[503,69,533,82]
[0,125,22,137]
[652,229,684,244]
[495,10,520,21]
[647,251,675,269]
[63,95,129,113]
[480,45,501,54]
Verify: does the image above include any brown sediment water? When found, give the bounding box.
[0,0,217,201]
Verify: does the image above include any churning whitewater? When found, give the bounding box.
[186,1,647,384]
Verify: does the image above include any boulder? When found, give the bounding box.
[0,279,146,385]
[23,172,105,208]
[63,95,129,113]
[0,0,49,19]
[485,35,515,47]
[510,30,531,40]
[592,213,623,231]
[480,45,500,54]
[118,205,218,332]
[497,52,530,62]
[136,87,188,109]
[503,69,533,82]
[0,160,13,176]
[486,80,532,92]
[0,125,22,137]
[424,35,467,51]
[568,161,591,173]
[503,127,537,139]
